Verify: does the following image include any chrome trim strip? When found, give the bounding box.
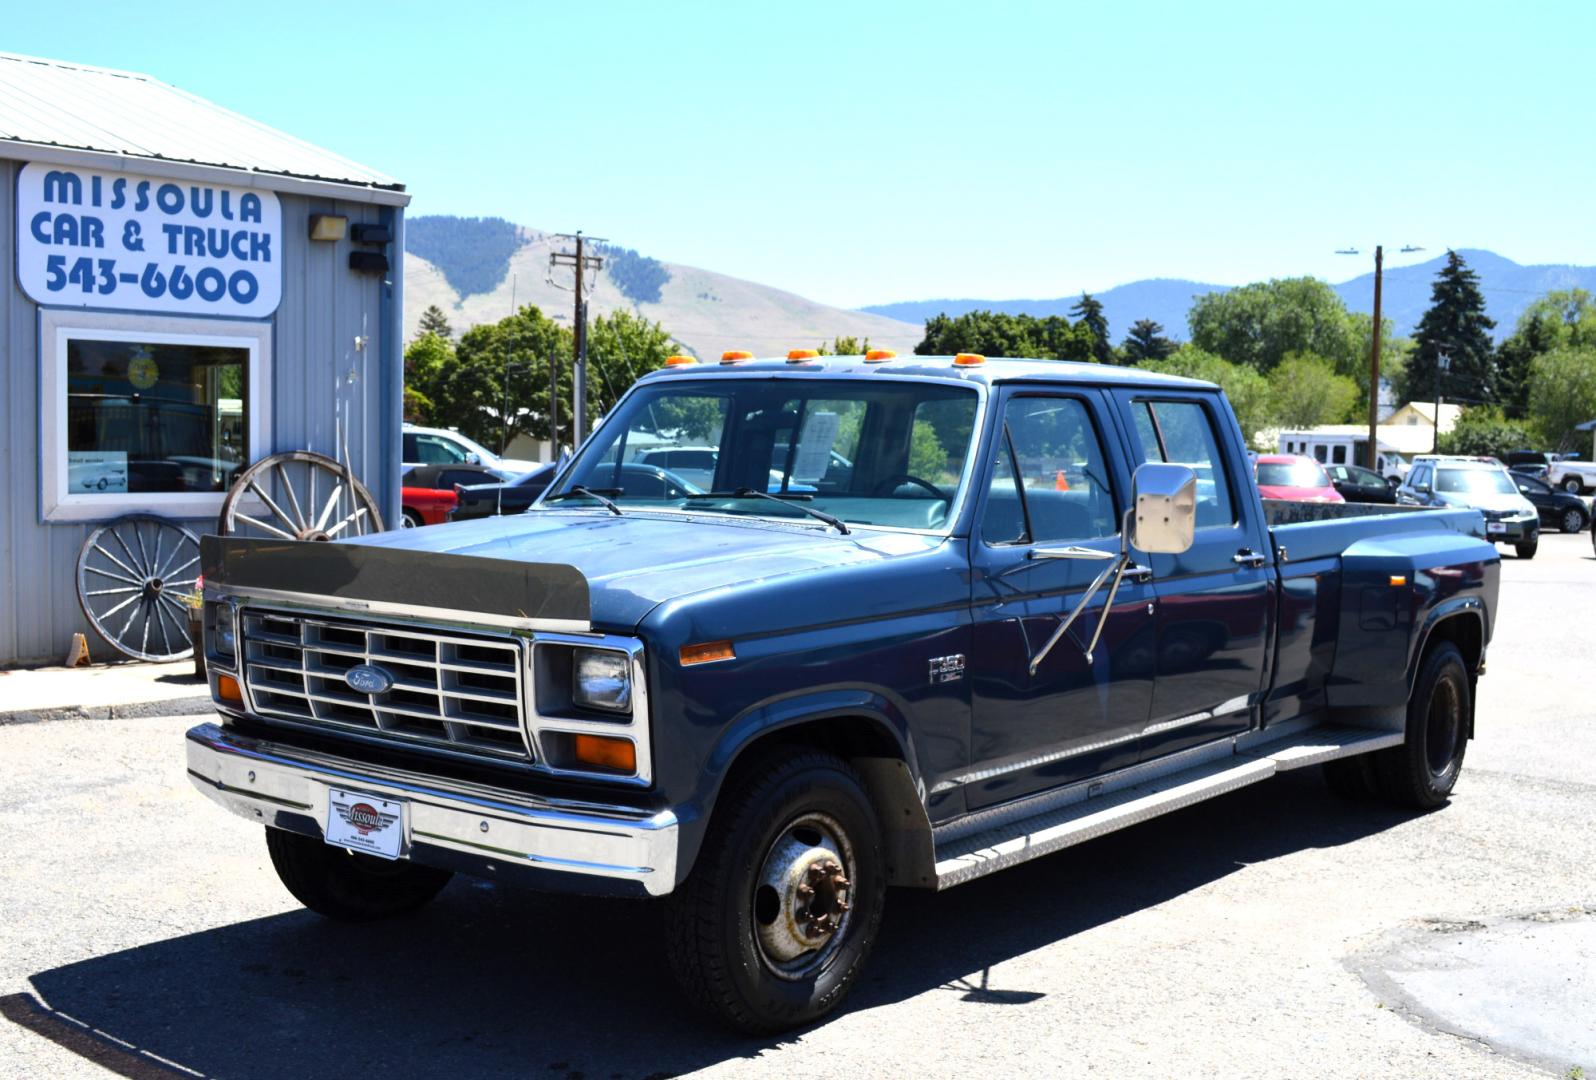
[217,585,591,634]
[185,723,678,896]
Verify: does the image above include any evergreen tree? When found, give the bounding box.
[1122,318,1175,364]
[1069,293,1111,363]
[417,304,453,340]
[1408,251,1496,406]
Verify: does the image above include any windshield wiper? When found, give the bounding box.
[546,485,624,516]
[685,488,850,535]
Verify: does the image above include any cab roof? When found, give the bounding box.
[639,354,1215,391]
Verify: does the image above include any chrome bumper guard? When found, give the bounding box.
[186,722,678,896]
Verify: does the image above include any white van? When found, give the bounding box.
[1277,431,1409,483]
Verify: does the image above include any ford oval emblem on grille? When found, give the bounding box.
[345,663,394,695]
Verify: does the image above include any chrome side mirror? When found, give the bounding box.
[465,452,482,465]
[1131,463,1197,555]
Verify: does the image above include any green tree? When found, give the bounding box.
[1069,293,1111,363]
[436,305,571,449]
[1140,346,1273,446]
[416,304,453,340]
[817,336,870,355]
[402,331,454,423]
[584,309,679,423]
[915,310,1096,362]
[1408,251,1497,406]
[1435,406,1536,458]
[1495,289,1596,418]
[1266,352,1359,429]
[1122,318,1175,364]
[1188,278,1363,374]
[1527,345,1596,451]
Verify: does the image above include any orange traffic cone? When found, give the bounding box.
[1055,470,1070,491]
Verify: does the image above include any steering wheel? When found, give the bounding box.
[871,473,950,502]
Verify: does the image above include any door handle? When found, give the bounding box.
[1233,549,1268,569]
[1126,563,1153,583]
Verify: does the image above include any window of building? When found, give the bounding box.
[41,310,270,522]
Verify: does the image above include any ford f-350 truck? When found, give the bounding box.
[188,353,1499,1032]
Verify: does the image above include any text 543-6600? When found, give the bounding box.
[43,255,261,307]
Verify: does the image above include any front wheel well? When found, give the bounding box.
[714,715,936,888]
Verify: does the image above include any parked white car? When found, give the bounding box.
[401,424,542,475]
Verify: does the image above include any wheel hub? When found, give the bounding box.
[753,817,854,971]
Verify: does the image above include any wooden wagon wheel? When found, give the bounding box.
[218,451,385,540]
[76,514,201,662]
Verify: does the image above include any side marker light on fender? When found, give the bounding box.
[680,640,736,665]
[217,673,243,705]
[1389,575,1407,586]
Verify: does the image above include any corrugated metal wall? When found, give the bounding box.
[0,156,402,665]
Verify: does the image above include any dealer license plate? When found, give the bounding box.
[1486,522,1506,535]
[325,788,405,860]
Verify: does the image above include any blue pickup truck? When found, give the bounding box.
[188,353,1499,1032]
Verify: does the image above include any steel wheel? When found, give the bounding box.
[219,451,385,540]
[752,811,857,980]
[76,515,201,661]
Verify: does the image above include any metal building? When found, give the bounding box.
[0,52,407,665]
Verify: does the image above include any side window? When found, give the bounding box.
[1332,445,1347,464]
[1313,445,1328,463]
[984,396,1118,544]
[416,434,467,464]
[1131,400,1236,528]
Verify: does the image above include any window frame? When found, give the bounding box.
[1125,396,1240,529]
[981,390,1121,549]
[40,309,272,523]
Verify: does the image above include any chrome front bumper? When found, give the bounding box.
[185,723,679,896]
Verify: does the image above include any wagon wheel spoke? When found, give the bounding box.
[85,587,141,597]
[324,507,369,538]
[234,512,298,540]
[94,543,145,581]
[315,482,346,533]
[277,463,311,533]
[249,479,302,537]
[85,565,144,586]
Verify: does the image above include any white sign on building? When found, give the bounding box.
[16,163,283,318]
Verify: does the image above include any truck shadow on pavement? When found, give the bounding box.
[12,771,1414,1080]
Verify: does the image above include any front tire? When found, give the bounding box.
[664,749,886,1034]
[265,828,452,922]
[1515,538,1538,559]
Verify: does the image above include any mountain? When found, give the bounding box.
[860,250,1596,344]
[403,218,920,360]
[860,278,1228,346]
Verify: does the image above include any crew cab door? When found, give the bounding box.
[965,389,1157,809]
[1110,391,1273,761]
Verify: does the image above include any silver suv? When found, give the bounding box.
[1398,456,1541,559]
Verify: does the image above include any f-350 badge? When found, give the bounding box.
[929,654,966,684]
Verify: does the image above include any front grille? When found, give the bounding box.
[1480,508,1510,521]
[240,609,531,761]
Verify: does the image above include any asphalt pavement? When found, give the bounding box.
[1,532,1592,1079]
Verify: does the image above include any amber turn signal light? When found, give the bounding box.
[571,734,637,773]
[216,673,243,705]
[680,640,736,666]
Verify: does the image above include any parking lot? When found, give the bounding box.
[2,532,1592,1080]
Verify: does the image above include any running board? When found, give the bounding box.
[932,724,1404,889]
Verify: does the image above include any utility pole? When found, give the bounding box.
[549,348,560,459]
[1432,346,1452,454]
[1369,245,1383,472]
[548,232,605,447]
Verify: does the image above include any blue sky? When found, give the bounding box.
[6,1,1591,308]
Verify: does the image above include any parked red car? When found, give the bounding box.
[1253,454,1344,502]
[400,485,457,527]
[400,464,508,527]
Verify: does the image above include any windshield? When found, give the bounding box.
[1256,460,1330,488]
[548,378,981,531]
[1436,467,1516,495]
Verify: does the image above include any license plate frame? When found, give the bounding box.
[1486,521,1506,535]
[325,788,406,860]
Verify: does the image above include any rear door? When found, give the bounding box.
[1109,390,1273,761]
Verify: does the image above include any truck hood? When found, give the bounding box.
[345,509,946,630]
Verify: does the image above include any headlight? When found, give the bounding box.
[573,648,631,713]
[213,603,236,658]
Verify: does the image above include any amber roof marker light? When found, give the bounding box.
[864,349,897,363]
[786,349,820,363]
[954,353,986,366]
[665,354,698,367]
[721,350,754,364]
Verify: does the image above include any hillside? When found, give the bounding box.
[860,250,1596,343]
[403,220,920,360]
